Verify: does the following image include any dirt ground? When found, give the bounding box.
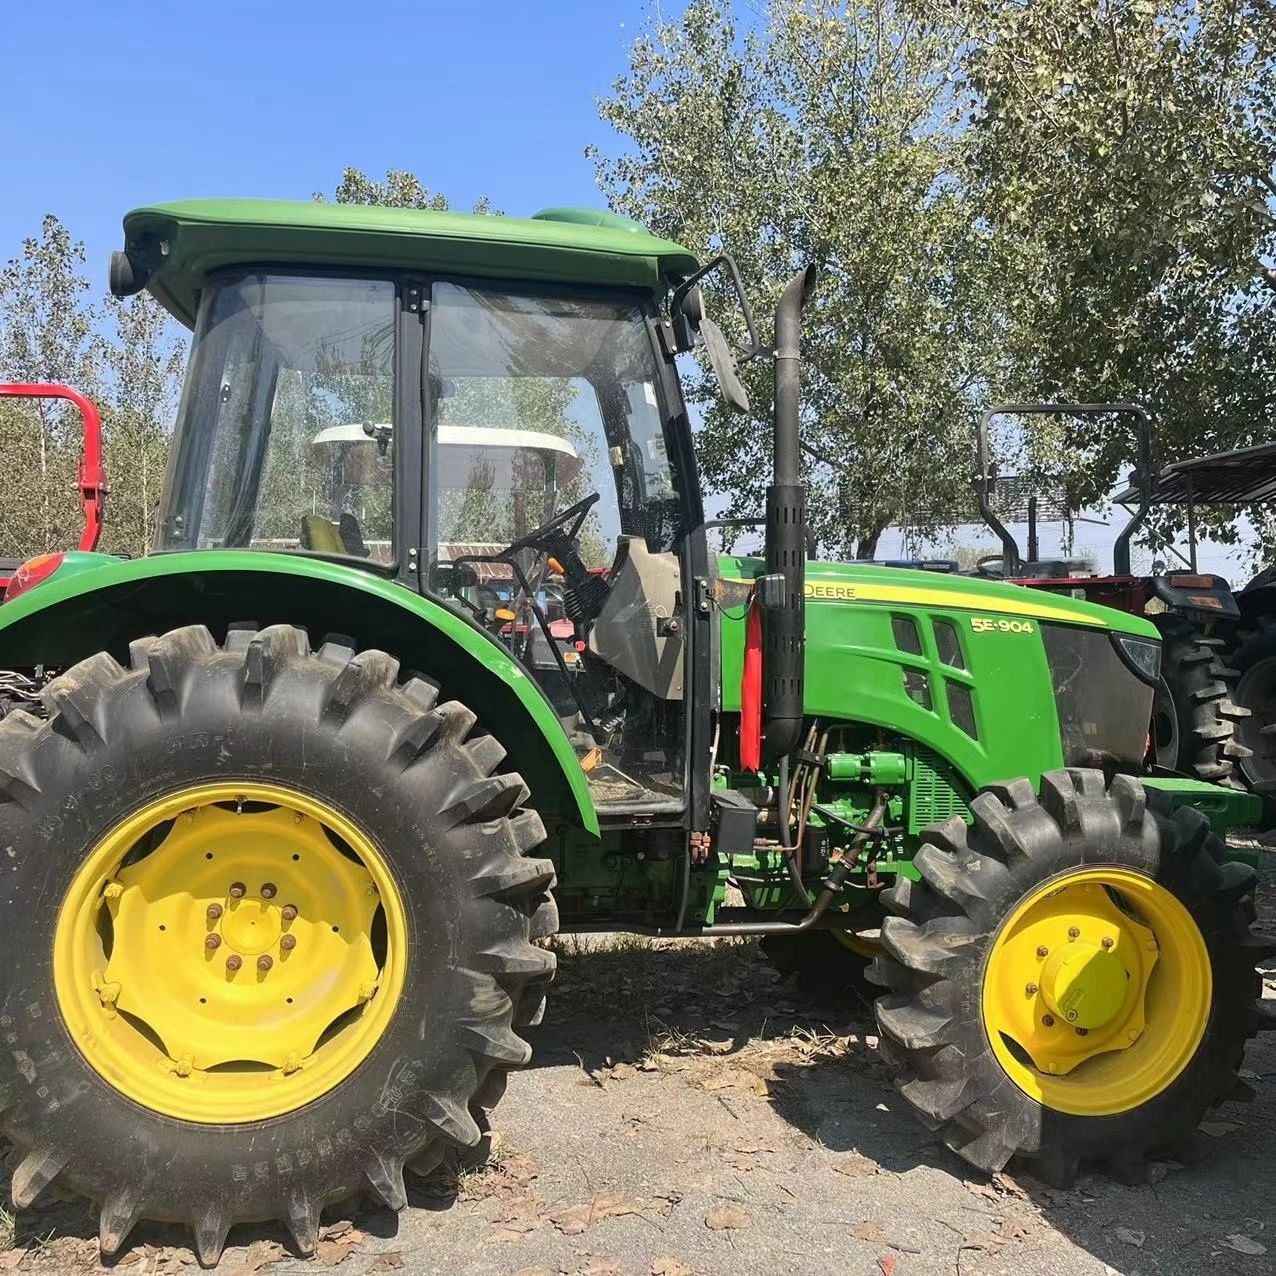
[3,855,1274,1276]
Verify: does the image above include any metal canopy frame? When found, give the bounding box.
[975,403,1154,578]
[1111,439,1276,571]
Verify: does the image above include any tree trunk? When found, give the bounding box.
[856,525,885,559]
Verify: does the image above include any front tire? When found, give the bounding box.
[0,625,556,1265]
[870,769,1271,1184]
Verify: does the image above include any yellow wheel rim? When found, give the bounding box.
[982,868,1210,1117]
[54,782,407,1124]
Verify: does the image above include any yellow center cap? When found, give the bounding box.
[221,899,280,955]
[1042,942,1128,1029]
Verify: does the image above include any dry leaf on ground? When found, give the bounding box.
[1000,1217,1034,1241]
[1114,1228,1145,1248]
[832,1152,878,1178]
[576,1260,619,1276]
[1222,1234,1267,1256]
[991,1172,1029,1197]
[701,1069,755,1092]
[315,1224,365,1267]
[368,1254,406,1273]
[1199,1120,1240,1137]
[850,1221,887,1244]
[228,1240,288,1276]
[961,1233,1005,1255]
[651,1258,693,1276]
[549,1195,645,1236]
[705,1205,751,1232]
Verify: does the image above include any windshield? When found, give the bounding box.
[157,274,397,560]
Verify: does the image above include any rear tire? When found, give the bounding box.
[0,625,556,1265]
[869,769,1271,1184]
[1151,622,1248,785]
[1227,614,1276,790]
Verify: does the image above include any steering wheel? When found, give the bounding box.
[501,492,601,559]
[975,553,1008,578]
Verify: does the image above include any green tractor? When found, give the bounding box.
[0,200,1270,1265]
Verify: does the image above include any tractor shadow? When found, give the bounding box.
[528,928,1276,1275]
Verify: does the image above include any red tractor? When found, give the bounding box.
[0,382,108,597]
[974,402,1247,784]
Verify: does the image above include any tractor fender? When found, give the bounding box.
[0,550,599,836]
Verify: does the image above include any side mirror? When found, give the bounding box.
[669,255,764,416]
[698,316,751,414]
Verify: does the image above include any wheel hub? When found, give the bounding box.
[55,783,406,1123]
[982,868,1210,1115]
[1040,940,1131,1031]
[218,896,283,955]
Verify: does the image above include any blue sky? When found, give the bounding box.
[0,0,646,276]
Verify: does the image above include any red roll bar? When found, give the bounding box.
[0,382,108,551]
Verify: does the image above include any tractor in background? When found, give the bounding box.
[973,402,1249,785]
[1115,440,1276,797]
[0,200,1269,1265]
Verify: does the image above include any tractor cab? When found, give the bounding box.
[135,203,706,812]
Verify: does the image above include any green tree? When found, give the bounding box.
[593,0,1000,557]
[317,167,500,215]
[955,0,1276,556]
[98,292,186,557]
[0,215,185,561]
[0,216,102,557]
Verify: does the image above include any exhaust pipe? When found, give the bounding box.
[763,265,817,759]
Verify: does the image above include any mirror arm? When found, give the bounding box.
[671,254,765,358]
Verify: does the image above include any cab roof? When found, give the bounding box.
[122,199,700,328]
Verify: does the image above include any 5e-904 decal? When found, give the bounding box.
[970,617,1034,635]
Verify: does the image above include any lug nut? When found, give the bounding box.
[206,903,223,920]
[1065,1009,1078,1022]
[103,882,123,901]
[1036,945,1049,958]
[205,934,222,951]
[1101,936,1114,950]
[1025,982,1039,996]
[1068,926,1081,939]
[174,1055,193,1078]
[261,882,277,899]
[257,955,273,972]
[280,935,296,952]
[281,904,298,922]
[226,955,243,973]
[1076,1027,1089,1036]
[1042,1014,1056,1027]
[229,882,246,899]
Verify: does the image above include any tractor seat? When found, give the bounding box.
[1019,559,1089,579]
[300,515,370,558]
